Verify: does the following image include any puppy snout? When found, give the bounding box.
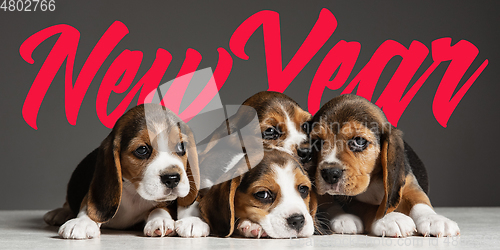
[321,168,343,184]
[287,214,305,232]
[297,147,311,163]
[160,173,180,188]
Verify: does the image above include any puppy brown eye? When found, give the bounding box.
[298,185,309,199]
[254,191,273,203]
[301,123,309,134]
[176,142,186,156]
[262,126,281,140]
[348,137,369,152]
[134,145,151,159]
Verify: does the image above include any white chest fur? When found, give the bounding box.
[102,180,158,229]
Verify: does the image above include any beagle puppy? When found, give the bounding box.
[197,91,312,186]
[192,91,314,237]
[242,91,312,161]
[309,94,460,237]
[43,104,201,239]
[199,150,317,238]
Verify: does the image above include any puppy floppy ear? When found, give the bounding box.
[86,131,123,223]
[177,127,200,207]
[199,176,242,237]
[375,125,407,220]
[226,176,242,237]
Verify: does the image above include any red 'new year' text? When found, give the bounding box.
[19,8,488,129]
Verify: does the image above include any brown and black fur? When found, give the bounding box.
[45,104,199,226]
[309,94,430,233]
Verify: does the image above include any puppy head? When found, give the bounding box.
[200,150,316,238]
[242,91,312,162]
[86,104,199,223]
[310,94,406,217]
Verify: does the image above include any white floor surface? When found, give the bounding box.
[0,208,498,250]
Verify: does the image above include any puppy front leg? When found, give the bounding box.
[409,204,460,237]
[340,198,414,238]
[369,176,417,237]
[175,201,210,237]
[398,176,460,237]
[327,202,364,235]
[58,206,101,239]
[236,219,268,238]
[144,207,176,237]
[371,211,416,237]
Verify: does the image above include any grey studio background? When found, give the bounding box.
[0,1,498,210]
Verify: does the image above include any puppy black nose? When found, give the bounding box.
[297,147,311,163]
[321,168,343,184]
[287,214,305,232]
[160,173,180,188]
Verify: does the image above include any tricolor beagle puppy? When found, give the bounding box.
[200,150,317,238]
[194,91,315,237]
[242,91,312,161]
[197,91,313,186]
[43,104,201,239]
[309,94,460,237]
[199,91,312,164]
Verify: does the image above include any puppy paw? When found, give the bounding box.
[44,207,75,226]
[175,217,210,237]
[330,214,364,234]
[414,214,460,237]
[371,212,416,237]
[144,217,176,237]
[58,217,100,239]
[237,219,267,238]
